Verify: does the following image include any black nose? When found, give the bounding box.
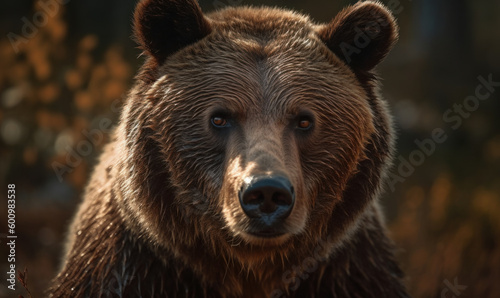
[239,176,295,224]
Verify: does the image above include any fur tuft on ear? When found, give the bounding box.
[133,0,211,64]
[318,1,398,72]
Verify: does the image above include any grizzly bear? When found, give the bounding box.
[50,0,408,297]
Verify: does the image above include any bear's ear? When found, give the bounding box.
[133,0,212,64]
[318,1,398,72]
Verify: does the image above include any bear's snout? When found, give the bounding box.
[238,175,295,237]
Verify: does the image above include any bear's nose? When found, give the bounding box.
[239,176,295,225]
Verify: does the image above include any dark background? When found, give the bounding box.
[0,0,499,296]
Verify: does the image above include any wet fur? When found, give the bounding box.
[50,1,408,297]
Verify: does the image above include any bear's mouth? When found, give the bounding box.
[247,228,286,238]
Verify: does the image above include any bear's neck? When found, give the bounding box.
[183,210,407,298]
[51,193,406,297]
[142,205,407,298]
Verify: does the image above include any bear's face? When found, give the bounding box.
[129,0,397,261]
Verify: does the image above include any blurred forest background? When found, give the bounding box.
[0,0,499,297]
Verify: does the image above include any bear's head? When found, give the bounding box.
[119,0,398,268]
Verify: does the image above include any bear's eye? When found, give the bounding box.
[211,116,230,128]
[297,117,313,130]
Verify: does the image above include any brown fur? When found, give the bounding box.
[50,1,408,297]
